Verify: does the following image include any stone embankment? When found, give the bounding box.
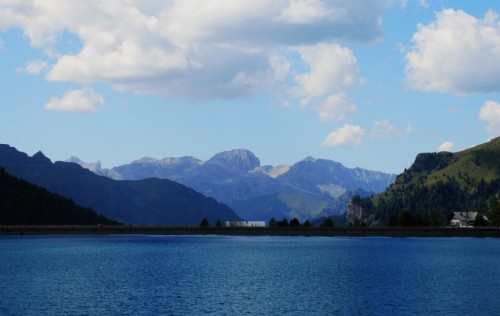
[1,225,499,238]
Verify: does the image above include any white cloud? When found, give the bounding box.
[370,119,399,138]
[16,60,48,74]
[0,1,385,100]
[317,93,356,122]
[418,0,429,9]
[292,43,361,121]
[44,88,104,113]
[293,43,360,97]
[322,124,365,147]
[438,141,454,152]
[277,0,364,25]
[277,0,329,24]
[405,123,413,134]
[406,9,500,95]
[479,100,500,137]
[369,119,413,138]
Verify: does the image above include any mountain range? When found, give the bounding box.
[4,138,498,227]
[69,149,397,221]
[0,144,241,225]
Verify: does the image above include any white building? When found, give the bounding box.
[224,221,266,228]
[450,212,488,227]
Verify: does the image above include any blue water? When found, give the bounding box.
[0,235,499,315]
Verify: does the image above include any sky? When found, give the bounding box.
[1,0,500,174]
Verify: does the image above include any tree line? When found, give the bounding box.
[199,216,336,228]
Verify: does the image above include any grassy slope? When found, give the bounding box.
[430,137,500,185]
[384,137,500,197]
[365,137,500,226]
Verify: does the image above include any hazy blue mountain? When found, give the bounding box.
[0,144,241,225]
[71,149,396,221]
[277,157,396,195]
[66,156,121,179]
[111,156,202,180]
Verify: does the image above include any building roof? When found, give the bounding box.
[452,212,478,222]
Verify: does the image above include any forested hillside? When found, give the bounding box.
[0,167,119,225]
[350,137,500,227]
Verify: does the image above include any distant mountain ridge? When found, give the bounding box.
[0,144,241,225]
[71,149,397,221]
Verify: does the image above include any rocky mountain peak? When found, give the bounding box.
[66,156,102,173]
[32,151,51,164]
[206,149,260,172]
[132,157,158,164]
[159,156,202,166]
[131,156,202,167]
[292,156,343,171]
[302,156,316,162]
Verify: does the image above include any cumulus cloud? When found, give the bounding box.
[292,43,360,121]
[438,141,454,152]
[44,88,104,113]
[0,0,385,101]
[406,9,500,95]
[316,93,356,122]
[16,60,48,74]
[479,100,500,137]
[293,43,360,97]
[277,0,331,24]
[322,124,365,147]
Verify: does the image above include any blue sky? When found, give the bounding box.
[1,0,500,174]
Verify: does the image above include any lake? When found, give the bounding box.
[0,235,499,315]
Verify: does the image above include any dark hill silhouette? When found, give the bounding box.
[0,167,118,225]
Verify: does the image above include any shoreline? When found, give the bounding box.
[1,225,500,238]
